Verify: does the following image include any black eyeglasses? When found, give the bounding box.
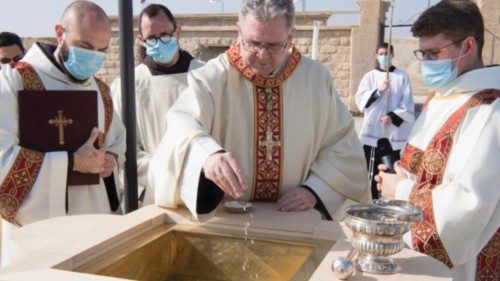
[413,38,467,61]
[144,32,175,47]
[240,32,289,54]
[0,55,23,64]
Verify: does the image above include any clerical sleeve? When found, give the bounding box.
[150,63,223,219]
[0,67,68,224]
[390,73,414,123]
[304,83,371,220]
[355,72,379,111]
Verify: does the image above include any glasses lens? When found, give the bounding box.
[145,38,157,47]
[268,44,286,54]
[159,35,172,44]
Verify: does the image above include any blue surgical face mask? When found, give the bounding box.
[420,42,466,90]
[63,45,105,80]
[377,55,389,65]
[420,59,458,89]
[146,38,179,64]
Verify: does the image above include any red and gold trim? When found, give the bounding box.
[399,144,424,175]
[0,149,44,222]
[226,43,301,88]
[404,89,500,269]
[95,77,114,147]
[251,86,283,201]
[475,229,500,281]
[15,61,45,91]
[226,43,301,201]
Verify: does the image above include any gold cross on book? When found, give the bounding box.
[259,127,281,161]
[48,110,73,145]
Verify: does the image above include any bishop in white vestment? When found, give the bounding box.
[149,42,370,220]
[0,43,126,267]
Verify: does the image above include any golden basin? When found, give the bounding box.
[74,225,333,281]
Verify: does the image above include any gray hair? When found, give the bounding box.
[239,0,295,31]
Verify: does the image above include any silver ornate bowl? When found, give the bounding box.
[343,200,423,275]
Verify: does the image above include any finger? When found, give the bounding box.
[394,161,403,174]
[219,159,243,197]
[281,198,304,211]
[276,192,299,210]
[276,190,295,206]
[226,156,248,191]
[86,127,100,146]
[378,164,388,171]
[294,202,311,211]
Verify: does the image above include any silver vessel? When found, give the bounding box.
[342,200,423,275]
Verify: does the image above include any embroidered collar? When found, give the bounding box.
[226,43,301,88]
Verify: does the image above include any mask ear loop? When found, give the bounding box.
[453,39,468,72]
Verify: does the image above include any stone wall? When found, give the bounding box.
[20,0,499,110]
[99,11,357,104]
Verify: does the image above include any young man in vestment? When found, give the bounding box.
[0,1,126,267]
[149,0,370,221]
[0,32,25,69]
[111,4,203,206]
[355,43,414,199]
[375,1,499,280]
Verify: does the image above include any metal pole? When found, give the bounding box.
[118,0,139,213]
[311,20,320,60]
[222,0,224,13]
[383,0,394,139]
[302,0,306,12]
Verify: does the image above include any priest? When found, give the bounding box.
[149,0,370,221]
[111,4,203,206]
[375,1,499,280]
[0,1,125,267]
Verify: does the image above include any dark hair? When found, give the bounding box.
[138,4,177,35]
[377,42,394,54]
[411,0,484,58]
[0,32,25,52]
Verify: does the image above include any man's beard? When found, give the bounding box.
[58,41,87,84]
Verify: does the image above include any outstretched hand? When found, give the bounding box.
[203,152,248,199]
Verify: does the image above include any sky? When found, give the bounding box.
[0,0,440,38]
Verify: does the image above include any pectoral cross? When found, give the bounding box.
[49,110,73,145]
[259,127,281,161]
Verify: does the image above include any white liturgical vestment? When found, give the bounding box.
[355,67,414,150]
[112,52,203,205]
[397,65,500,281]
[149,44,370,220]
[0,43,126,267]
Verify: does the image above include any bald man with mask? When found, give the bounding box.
[0,1,125,267]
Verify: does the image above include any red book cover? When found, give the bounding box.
[18,90,100,186]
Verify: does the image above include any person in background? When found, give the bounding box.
[355,42,414,199]
[0,31,25,69]
[111,4,204,206]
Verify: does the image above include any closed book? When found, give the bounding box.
[18,90,100,186]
